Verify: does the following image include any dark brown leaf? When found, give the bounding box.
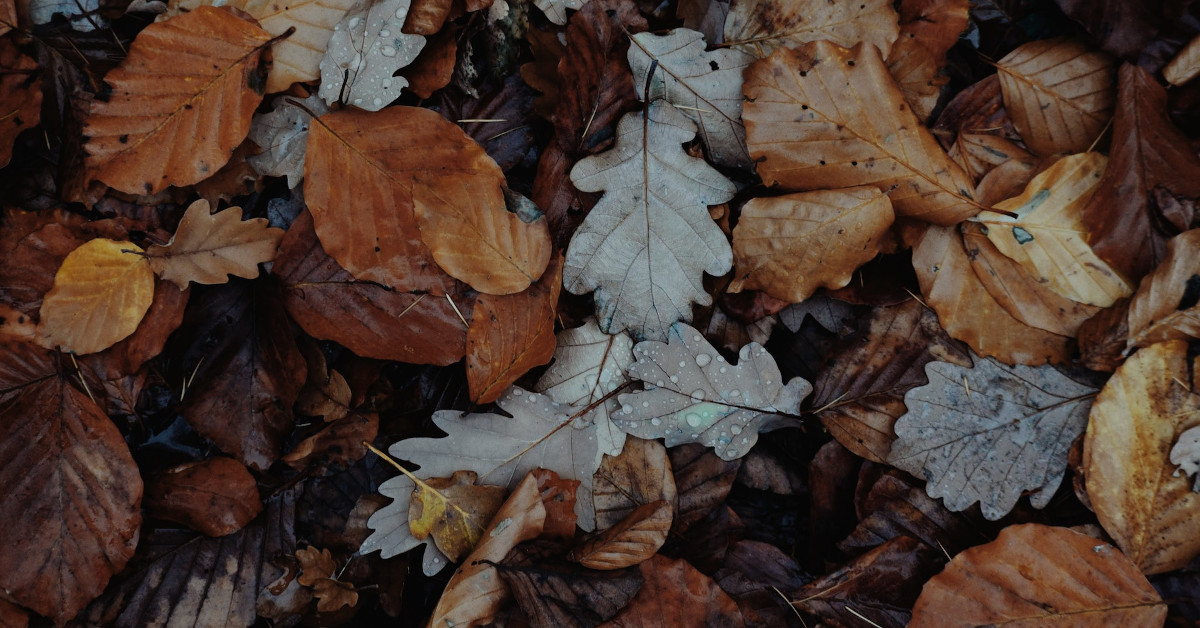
[668,443,742,534]
[145,457,263,537]
[837,472,984,557]
[496,542,645,628]
[438,74,540,172]
[601,554,746,628]
[593,437,678,532]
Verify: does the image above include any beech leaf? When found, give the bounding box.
[1126,229,1200,350]
[1164,33,1200,86]
[592,437,677,531]
[723,0,899,59]
[887,354,1097,520]
[36,238,155,356]
[603,554,745,627]
[144,457,262,537]
[612,322,811,461]
[146,200,284,289]
[495,543,644,627]
[564,100,735,341]
[318,0,425,111]
[569,500,672,569]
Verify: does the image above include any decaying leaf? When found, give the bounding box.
[569,500,671,569]
[627,28,754,168]
[838,471,983,557]
[83,7,272,194]
[144,457,262,537]
[1083,340,1200,573]
[669,443,741,533]
[360,473,451,576]
[36,238,155,355]
[995,37,1116,156]
[495,542,644,626]
[743,41,979,225]
[534,0,585,25]
[146,200,284,289]
[408,470,508,562]
[1126,229,1200,350]
[564,101,735,341]
[318,0,425,110]
[1171,425,1200,491]
[0,40,41,169]
[613,322,811,461]
[910,524,1166,626]
[247,94,329,188]
[723,0,898,58]
[888,354,1097,519]
[592,437,677,531]
[603,554,745,627]
[1164,32,1200,86]
[728,186,895,303]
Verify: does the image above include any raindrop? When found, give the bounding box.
[380,29,390,37]
[685,413,702,427]
[380,45,397,57]
[690,389,705,402]
[730,425,742,435]
[695,353,711,367]
[621,404,633,414]
[669,375,679,383]
[650,417,661,426]
[348,16,360,28]
[729,389,741,398]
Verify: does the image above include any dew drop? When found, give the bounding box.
[719,367,728,374]
[621,404,632,414]
[669,375,679,383]
[642,401,650,408]
[395,7,405,17]
[380,29,390,37]
[656,380,664,387]
[651,417,661,426]
[730,389,741,398]
[348,16,360,28]
[690,389,705,402]
[730,425,742,435]
[685,413,702,427]
[716,355,725,363]
[380,45,397,57]
[372,97,382,107]
[382,78,392,88]
[678,361,686,368]
[695,353,711,367]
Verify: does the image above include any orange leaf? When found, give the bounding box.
[144,457,263,537]
[83,7,272,194]
[569,500,672,570]
[146,199,284,289]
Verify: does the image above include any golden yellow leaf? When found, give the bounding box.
[729,186,894,303]
[145,199,284,289]
[36,239,155,355]
[996,37,1116,157]
[973,152,1133,307]
[1084,340,1200,574]
[408,470,508,562]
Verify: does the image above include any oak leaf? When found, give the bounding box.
[247,94,329,188]
[1171,425,1200,491]
[36,238,155,355]
[408,471,508,562]
[612,323,811,461]
[533,0,584,24]
[565,101,734,341]
[318,0,425,110]
[723,0,898,58]
[728,186,895,303]
[146,199,284,289]
[995,37,1116,156]
[83,7,271,194]
[743,41,979,225]
[887,354,1097,519]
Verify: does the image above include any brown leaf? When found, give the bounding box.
[723,0,899,58]
[401,27,457,98]
[304,106,551,295]
[273,210,470,366]
[668,442,741,534]
[428,471,547,627]
[729,187,894,303]
[295,341,352,422]
[0,598,28,628]
[409,470,508,562]
[813,299,971,463]
[949,132,1034,183]
[0,341,142,625]
[1054,0,1170,60]
[282,413,378,471]
[570,501,671,570]
[296,546,337,584]
[310,578,359,613]
[837,471,984,557]
[466,252,562,403]
[714,540,807,627]
[1078,297,1132,372]
[910,524,1166,626]
[1082,63,1200,281]
[795,536,939,628]
[995,37,1116,156]
[145,457,263,537]
[145,199,284,289]
[1127,229,1200,349]
[1084,340,1200,574]
[600,554,746,627]
[402,0,455,34]
[932,73,1019,150]
[83,7,271,194]
[533,468,581,542]
[494,541,645,628]
[437,75,539,172]
[885,35,946,122]
[0,39,41,169]
[593,437,678,531]
[1164,32,1200,85]
[520,26,565,119]
[743,42,979,225]
[896,0,968,62]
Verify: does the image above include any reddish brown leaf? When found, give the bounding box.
[570,500,672,570]
[495,541,644,628]
[0,598,28,628]
[0,39,41,169]
[668,442,741,534]
[520,26,566,119]
[401,27,457,98]
[896,0,968,62]
[593,437,678,532]
[601,554,745,627]
[533,468,581,542]
[145,457,263,537]
[282,413,378,471]
[402,0,456,34]
[81,279,189,381]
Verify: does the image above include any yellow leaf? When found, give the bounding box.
[36,239,155,355]
[145,199,284,289]
[408,470,507,562]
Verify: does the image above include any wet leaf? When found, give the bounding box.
[145,199,284,289]
[144,457,263,537]
[1170,425,1200,491]
[318,0,425,110]
[723,0,898,58]
[837,471,984,557]
[247,94,329,189]
[569,500,672,570]
[1164,33,1200,85]
[409,470,508,562]
[601,554,745,627]
[592,437,677,531]
[0,40,41,169]
[495,542,644,627]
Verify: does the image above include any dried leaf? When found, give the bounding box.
[838,472,983,557]
[83,7,271,194]
[995,37,1116,156]
[627,28,755,168]
[145,200,284,289]
[247,94,329,188]
[311,578,358,613]
[592,437,677,531]
[743,41,979,225]
[885,35,945,122]
[534,469,581,541]
[565,101,734,341]
[1164,32,1200,85]
[318,0,425,110]
[1083,340,1200,573]
[436,74,538,172]
[1123,230,1200,350]
[408,471,508,562]
[601,554,745,627]
[1170,425,1200,491]
[950,132,1034,183]
[910,524,1166,626]
[534,0,584,24]
[36,238,155,355]
[1053,0,1167,60]
[669,443,741,533]
[729,186,895,302]
[145,457,263,537]
[534,318,634,450]
[887,354,1098,519]
[495,542,644,628]
[399,26,457,98]
[896,0,968,62]
[723,0,898,58]
[570,500,671,569]
[0,40,41,169]
[0,341,141,625]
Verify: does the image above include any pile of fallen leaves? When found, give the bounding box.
[2,0,1200,624]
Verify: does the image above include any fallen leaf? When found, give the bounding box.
[570,500,672,569]
[273,210,471,366]
[534,0,584,24]
[0,40,41,168]
[885,35,945,122]
[565,101,734,341]
[668,442,741,533]
[592,437,677,531]
[247,94,329,189]
[729,186,895,303]
[613,322,811,460]
[1123,229,1200,350]
[495,542,645,627]
[995,37,1116,156]
[1053,0,1167,60]
[1164,32,1200,85]
[600,554,745,627]
[743,41,980,225]
[676,0,727,45]
[466,253,562,403]
[837,471,984,557]
[533,469,581,541]
[145,457,263,537]
[0,341,142,625]
[520,26,564,118]
[932,73,1019,150]
[36,238,155,355]
[400,26,457,98]
[409,470,508,562]
[949,132,1034,183]
[360,472,452,576]
[295,341,352,422]
[399,0,454,34]
[896,0,968,62]
[436,74,538,172]
[723,0,898,58]
[1170,425,1200,490]
[714,540,807,626]
[427,471,547,627]
[145,199,284,289]
[83,7,271,194]
[887,353,1098,519]
[318,0,425,110]
[909,524,1166,626]
[1083,340,1200,573]
[627,28,754,168]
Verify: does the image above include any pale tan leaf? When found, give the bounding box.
[996,37,1116,156]
[949,132,1035,183]
[1126,229,1200,350]
[729,186,894,303]
[533,0,584,25]
[146,200,284,289]
[1164,32,1200,86]
[36,239,155,355]
[569,500,671,569]
[723,0,899,59]
[1084,340,1200,574]
[974,152,1133,307]
[534,318,634,450]
[1170,426,1200,491]
[83,7,272,194]
[743,41,980,226]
